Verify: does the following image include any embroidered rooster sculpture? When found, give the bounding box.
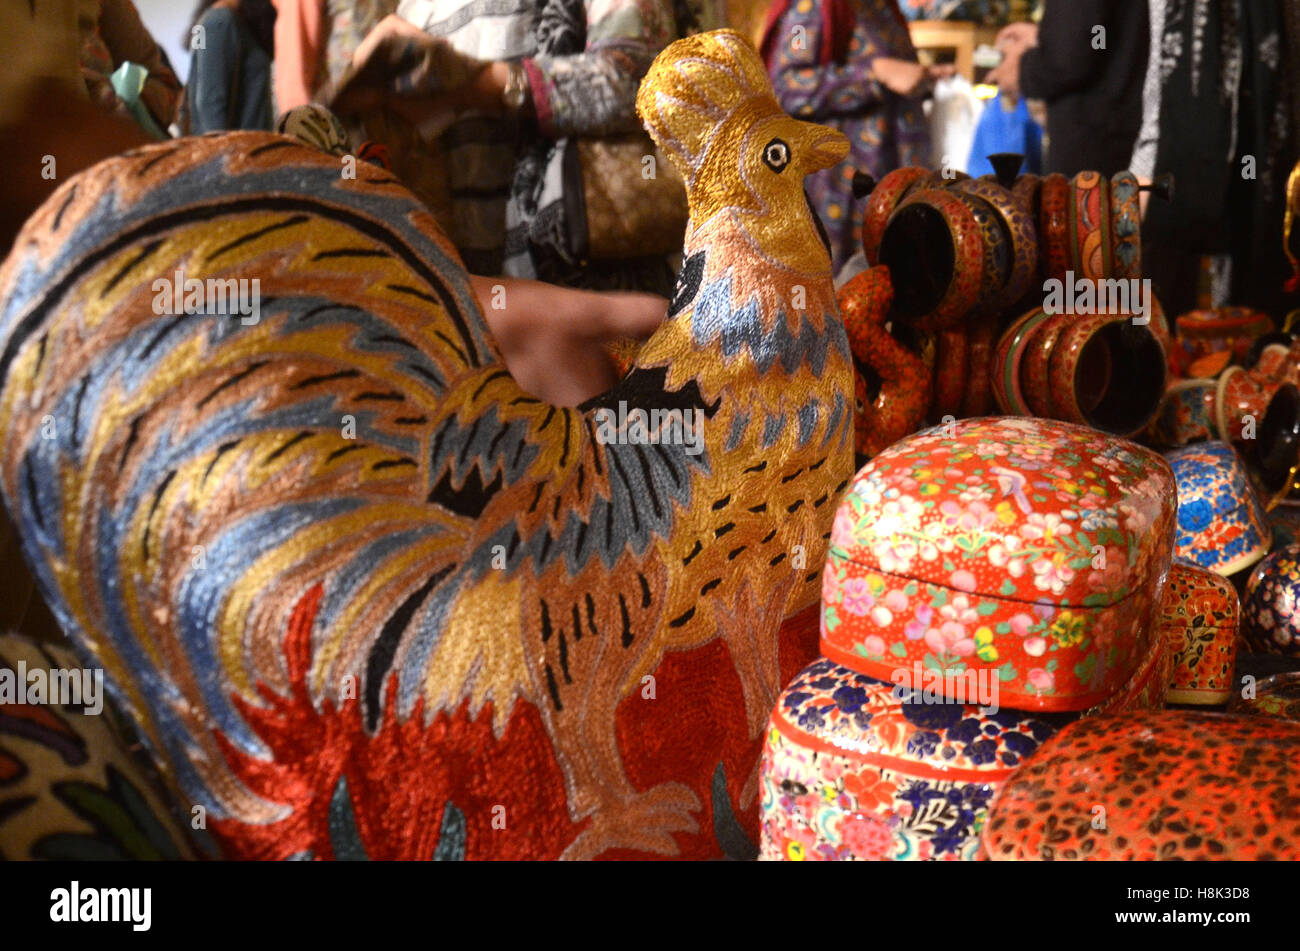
[0,30,852,859]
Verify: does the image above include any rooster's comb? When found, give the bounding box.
[637,29,781,187]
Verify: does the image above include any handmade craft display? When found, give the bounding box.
[1159,562,1239,706]
[1166,442,1271,575]
[759,658,1072,862]
[1242,544,1300,656]
[0,30,853,860]
[981,712,1300,860]
[820,417,1177,712]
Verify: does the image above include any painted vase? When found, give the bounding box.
[1241,544,1300,656]
[1227,671,1300,720]
[981,711,1300,860]
[759,658,1074,862]
[1159,561,1239,706]
[1148,378,1216,448]
[1166,442,1271,575]
[821,417,1177,712]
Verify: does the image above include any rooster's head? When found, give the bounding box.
[637,29,849,274]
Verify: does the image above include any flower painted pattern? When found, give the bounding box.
[1242,545,1300,656]
[822,418,1177,711]
[1166,442,1271,575]
[1159,560,1239,705]
[759,659,1071,862]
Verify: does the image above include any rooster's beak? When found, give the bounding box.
[801,126,850,174]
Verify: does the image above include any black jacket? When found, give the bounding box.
[1019,0,1149,176]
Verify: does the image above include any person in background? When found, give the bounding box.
[762,0,944,272]
[185,0,277,133]
[81,0,184,134]
[272,0,398,111]
[1132,0,1294,320]
[986,0,1148,177]
[332,1,707,295]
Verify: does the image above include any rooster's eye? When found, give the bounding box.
[763,138,790,173]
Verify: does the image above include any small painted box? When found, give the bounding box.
[1159,561,1240,705]
[981,712,1300,860]
[759,658,1072,861]
[820,417,1177,711]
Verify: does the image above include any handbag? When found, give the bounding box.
[574,132,688,262]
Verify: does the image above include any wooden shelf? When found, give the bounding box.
[908,19,998,82]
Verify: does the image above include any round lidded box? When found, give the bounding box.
[821,417,1177,712]
[760,658,1073,862]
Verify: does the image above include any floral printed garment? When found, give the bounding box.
[767,0,930,271]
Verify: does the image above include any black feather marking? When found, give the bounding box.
[363,566,453,731]
[312,247,391,260]
[700,578,722,595]
[197,360,269,408]
[630,444,663,519]
[69,374,90,450]
[714,522,735,538]
[327,444,365,463]
[433,330,469,364]
[769,553,786,566]
[544,664,563,711]
[712,495,731,510]
[558,630,572,684]
[540,600,553,643]
[51,184,78,232]
[404,362,445,391]
[608,451,641,534]
[292,368,362,390]
[618,593,633,647]
[669,607,696,628]
[814,493,829,507]
[638,573,652,609]
[103,239,162,295]
[781,468,804,484]
[265,430,313,463]
[208,215,309,261]
[748,503,767,513]
[141,469,176,561]
[140,316,186,359]
[744,461,767,474]
[683,540,702,565]
[354,391,404,402]
[728,546,747,560]
[118,416,143,473]
[583,418,604,476]
[527,482,545,513]
[571,604,582,641]
[585,594,599,638]
[371,458,417,471]
[787,499,804,513]
[394,416,428,425]
[472,369,510,401]
[560,411,572,468]
[203,439,240,484]
[762,529,777,544]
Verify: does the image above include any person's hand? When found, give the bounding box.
[985,46,1025,98]
[871,58,954,97]
[996,21,1039,54]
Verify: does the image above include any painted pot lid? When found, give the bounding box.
[771,658,1074,783]
[830,417,1176,609]
[982,711,1300,860]
[1166,442,1271,575]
